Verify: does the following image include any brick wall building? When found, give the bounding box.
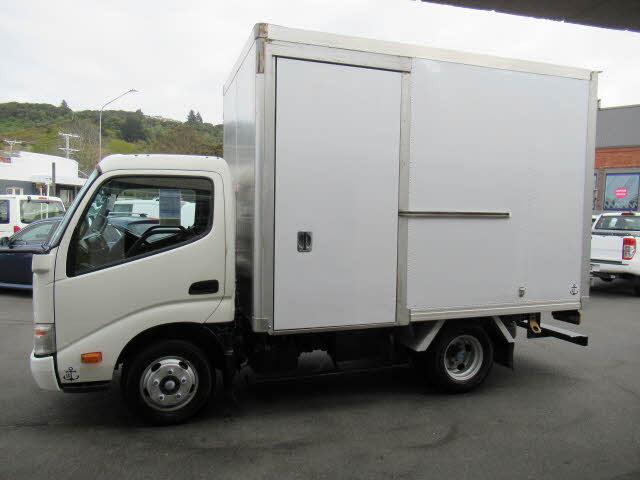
[594,105,640,212]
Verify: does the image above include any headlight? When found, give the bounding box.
[33,324,56,356]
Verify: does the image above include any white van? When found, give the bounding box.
[0,195,65,238]
[112,198,195,227]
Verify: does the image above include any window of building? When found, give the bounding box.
[6,187,24,195]
[603,173,640,211]
[593,173,598,210]
[0,200,9,224]
[67,176,213,276]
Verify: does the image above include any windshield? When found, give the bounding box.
[594,215,640,231]
[20,199,65,224]
[46,169,100,249]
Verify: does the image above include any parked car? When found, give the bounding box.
[591,211,640,295]
[0,194,65,238]
[0,217,62,290]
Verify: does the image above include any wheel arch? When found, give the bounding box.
[399,317,515,369]
[116,322,226,372]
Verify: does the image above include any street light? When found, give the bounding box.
[98,88,138,161]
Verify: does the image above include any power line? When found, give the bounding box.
[58,132,80,159]
[3,139,23,152]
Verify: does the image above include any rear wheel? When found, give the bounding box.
[418,323,493,393]
[122,339,213,425]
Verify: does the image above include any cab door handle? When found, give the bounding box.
[189,280,219,295]
[297,231,312,252]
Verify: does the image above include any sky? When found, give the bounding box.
[1,0,640,124]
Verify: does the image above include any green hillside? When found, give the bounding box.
[0,102,223,172]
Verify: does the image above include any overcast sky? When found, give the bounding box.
[2,0,640,124]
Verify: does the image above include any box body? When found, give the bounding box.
[224,24,597,333]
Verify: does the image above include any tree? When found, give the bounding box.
[195,112,203,124]
[60,100,71,113]
[151,124,222,157]
[187,109,198,124]
[120,113,147,142]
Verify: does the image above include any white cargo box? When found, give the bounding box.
[224,24,597,334]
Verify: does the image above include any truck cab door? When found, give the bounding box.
[53,170,227,385]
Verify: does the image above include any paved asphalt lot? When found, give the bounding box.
[1,281,639,480]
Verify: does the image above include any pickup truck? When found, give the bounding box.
[591,212,640,295]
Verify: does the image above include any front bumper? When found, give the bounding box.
[30,352,60,391]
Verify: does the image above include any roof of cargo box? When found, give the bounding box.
[98,154,227,173]
[225,23,595,92]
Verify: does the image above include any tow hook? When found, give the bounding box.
[515,314,588,346]
[528,314,542,334]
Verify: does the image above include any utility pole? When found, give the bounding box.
[58,132,80,159]
[51,162,56,197]
[3,139,23,153]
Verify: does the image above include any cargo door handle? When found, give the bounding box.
[297,231,312,252]
[189,280,219,295]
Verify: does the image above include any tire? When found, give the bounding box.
[633,278,640,297]
[420,323,494,393]
[122,339,213,425]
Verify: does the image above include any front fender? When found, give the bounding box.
[56,297,234,385]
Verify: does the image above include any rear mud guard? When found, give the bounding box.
[397,317,515,368]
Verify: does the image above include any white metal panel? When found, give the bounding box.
[406,58,590,313]
[591,235,624,262]
[274,58,401,331]
[262,24,593,80]
[224,42,259,324]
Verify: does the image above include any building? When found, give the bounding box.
[594,104,640,212]
[0,151,86,205]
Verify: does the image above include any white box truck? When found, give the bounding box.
[29,24,596,425]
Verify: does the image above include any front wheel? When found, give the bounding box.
[418,323,494,393]
[122,339,213,425]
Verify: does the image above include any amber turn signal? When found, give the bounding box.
[81,352,103,363]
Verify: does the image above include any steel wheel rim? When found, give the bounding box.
[443,335,483,381]
[139,356,198,412]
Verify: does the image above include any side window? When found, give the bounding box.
[0,200,8,224]
[68,176,213,276]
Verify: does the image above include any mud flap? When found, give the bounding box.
[488,317,515,369]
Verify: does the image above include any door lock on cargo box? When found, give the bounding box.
[297,231,312,252]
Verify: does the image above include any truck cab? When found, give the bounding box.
[30,155,235,421]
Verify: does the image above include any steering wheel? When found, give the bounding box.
[77,231,110,259]
[126,225,187,257]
